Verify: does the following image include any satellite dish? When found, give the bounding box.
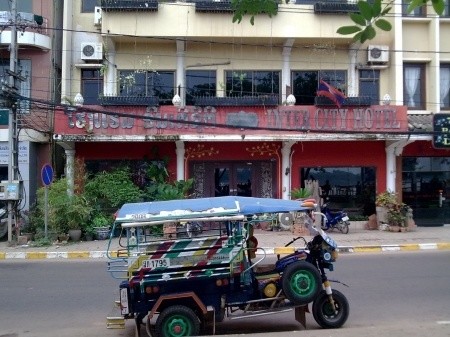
[278,212,295,230]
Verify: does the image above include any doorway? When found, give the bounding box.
[190,161,276,198]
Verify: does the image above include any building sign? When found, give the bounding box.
[54,105,409,136]
[433,113,450,148]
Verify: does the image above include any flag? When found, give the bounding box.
[316,80,347,108]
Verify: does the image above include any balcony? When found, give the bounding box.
[194,95,279,107]
[100,95,160,106]
[101,0,159,11]
[0,11,51,50]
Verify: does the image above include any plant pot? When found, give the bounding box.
[376,206,388,226]
[68,229,82,242]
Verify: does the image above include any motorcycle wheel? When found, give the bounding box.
[312,289,349,329]
[282,261,321,305]
[338,221,349,234]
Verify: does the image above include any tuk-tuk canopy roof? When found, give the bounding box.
[115,196,311,224]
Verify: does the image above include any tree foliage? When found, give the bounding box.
[231,0,445,43]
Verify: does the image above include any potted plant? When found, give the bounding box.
[375,190,397,227]
[290,187,312,200]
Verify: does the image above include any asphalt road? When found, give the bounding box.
[1,251,450,337]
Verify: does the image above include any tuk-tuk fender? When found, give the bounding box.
[148,291,208,320]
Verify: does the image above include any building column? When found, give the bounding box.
[385,140,411,192]
[348,42,360,96]
[176,141,185,181]
[65,148,75,196]
[104,37,116,96]
[176,39,186,107]
[281,141,294,200]
[282,39,295,103]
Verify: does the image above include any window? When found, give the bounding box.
[402,0,426,16]
[82,0,100,12]
[118,70,174,105]
[0,1,32,12]
[186,70,216,105]
[300,166,376,216]
[440,64,450,109]
[359,70,380,105]
[224,70,280,97]
[445,0,450,16]
[81,68,103,105]
[403,63,425,110]
[291,70,347,105]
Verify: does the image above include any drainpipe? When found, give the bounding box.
[385,140,412,192]
[175,141,185,181]
[281,141,294,200]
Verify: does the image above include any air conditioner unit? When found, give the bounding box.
[367,45,389,63]
[81,42,103,61]
[94,6,102,25]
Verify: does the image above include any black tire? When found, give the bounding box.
[338,221,349,234]
[282,261,321,305]
[155,305,200,337]
[312,289,349,329]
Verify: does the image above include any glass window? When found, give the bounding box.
[445,0,450,16]
[402,0,426,16]
[82,0,100,12]
[186,70,216,105]
[81,68,103,105]
[291,70,347,105]
[0,59,32,113]
[300,166,376,216]
[118,70,175,105]
[224,70,280,97]
[403,63,425,110]
[440,64,450,109]
[359,69,380,105]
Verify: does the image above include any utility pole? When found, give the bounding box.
[4,0,21,244]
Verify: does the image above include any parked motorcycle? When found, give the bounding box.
[318,203,350,234]
[0,207,8,239]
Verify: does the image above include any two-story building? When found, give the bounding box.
[53,0,450,225]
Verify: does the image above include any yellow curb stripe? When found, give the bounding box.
[400,244,420,251]
[67,251,90,259]
[0,252,5,259]
[274,247,294,255]
[353,247,382,253]
[437,243,450,250]
[27,252,48,259]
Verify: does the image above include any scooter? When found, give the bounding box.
[319,203,350,234]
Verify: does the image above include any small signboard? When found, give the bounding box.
[41,164,54,186]
[433,114,450,149]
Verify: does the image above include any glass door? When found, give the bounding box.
[214,164,252,196]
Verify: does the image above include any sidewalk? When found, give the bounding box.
[1,223,450,260]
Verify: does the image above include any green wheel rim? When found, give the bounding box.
[163,315,193,337]
[289,270,318,298]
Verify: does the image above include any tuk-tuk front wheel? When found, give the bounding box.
[155,305,200,337]
[312,289,349,329]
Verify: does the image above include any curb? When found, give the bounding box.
[1,243,450,260]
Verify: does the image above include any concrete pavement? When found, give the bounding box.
[1,222,450,260]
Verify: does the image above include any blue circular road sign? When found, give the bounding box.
[41,164,54,186]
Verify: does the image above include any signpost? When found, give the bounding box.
[41,164,53,238]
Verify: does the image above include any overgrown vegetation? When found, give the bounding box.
[25,159,193,241]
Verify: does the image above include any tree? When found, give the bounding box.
[231,0,445,43]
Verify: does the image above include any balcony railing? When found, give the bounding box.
[101,95,159,106]
[193,0,234,13]
[315,96,372,106]
[101,0,159,11]
[194,95,279,107]
[314,2,359,14]
[0,11,49,35]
